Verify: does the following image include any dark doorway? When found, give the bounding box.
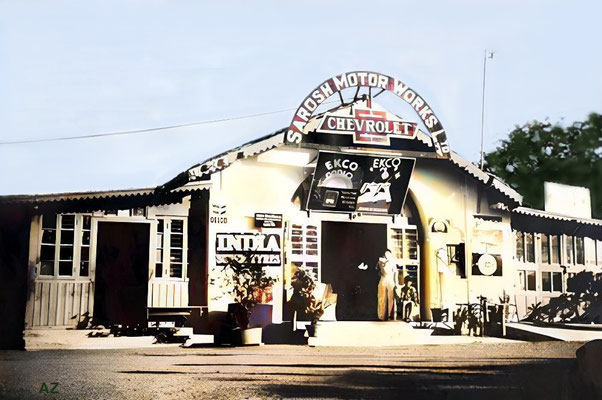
[93,222,149,327]
[321,221,387,320]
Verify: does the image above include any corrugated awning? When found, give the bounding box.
[512,206,602,227]
[0,188,156,205]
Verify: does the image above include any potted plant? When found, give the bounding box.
[291,270,324,337]
[305,297,325,337]
[221,253,276,345]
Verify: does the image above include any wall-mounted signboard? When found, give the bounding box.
[471,253,502,276]
[307,151,415,215]
[254,213,283,228]
[285,71,450,158]
[215,232,281,266]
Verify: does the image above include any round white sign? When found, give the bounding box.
[477,254,498,276]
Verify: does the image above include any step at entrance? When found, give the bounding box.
[307,321,423,347]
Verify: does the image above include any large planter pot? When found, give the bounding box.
[238,327,263,346]
[306,323,320,337]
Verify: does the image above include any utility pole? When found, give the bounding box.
[479,49,494,170]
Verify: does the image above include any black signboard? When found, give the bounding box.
[307,151,415,214]
[254,213,283,228]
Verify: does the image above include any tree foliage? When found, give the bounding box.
[484,113,602,218]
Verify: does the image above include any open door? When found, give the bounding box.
[93,222,149,327]
[321,221,387,320]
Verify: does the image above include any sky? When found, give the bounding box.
[0,0,601,195]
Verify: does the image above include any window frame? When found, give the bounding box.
[540,270,563,293]
[540,233,550,264]
[516,269,537,292]
[37,213,93,280]
[153,216,188,281]
[288,221,320,282]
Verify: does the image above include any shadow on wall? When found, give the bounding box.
[0,206,30,350]
[526,271,602,324]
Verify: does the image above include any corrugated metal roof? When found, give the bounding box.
[512,206,602,227]
[186,129,285,179]
[0,188,156,204]
[163,125,523,206]
[0,185,208,205]
[448,152,523,204]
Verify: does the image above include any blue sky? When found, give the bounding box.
[0,0,600,195]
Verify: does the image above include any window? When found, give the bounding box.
[541,234,550,264]
[155,220,164,278]
[542,271,551,292]
[39,213,91,278]
[525,233,535,263]
[515,231,524,262]
[154,218,187,279]
[598,240,602,266]
[391,227,419,263]
[542,271,563,292]
[40,213,57,276]
[517,269,536,291]
[527,271,536,291]
[552,272,562,292]
[79,216,91,276]
[575,237,584,265]
[565,235,574,264]
[551,235,560,264]
[405,229,419,261]
[169,220,184,278]
[289,223,319,282]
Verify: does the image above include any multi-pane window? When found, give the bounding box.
[79,216,91,276]
[525,233,535,263]
[541,234,550,264]
[40,213,57,276]
[542,271,563,292]
[58,215,75,276]
[391,228,419,263]
[289,223,319,282]
[39,213,91,278]
[566,235,574,264]
[550,235,560,264]
[585,238,597,267]
[515,231,534,263]
[154,218,187,280]
[155,220,164,278]
[527,271,536,291]
[517,269,536,291]
[575,237,585,265]
[515,232,524,262]
[170,220,184,278]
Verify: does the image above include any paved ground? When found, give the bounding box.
[0,342,591,399]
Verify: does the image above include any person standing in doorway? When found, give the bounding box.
[377,249,398,321]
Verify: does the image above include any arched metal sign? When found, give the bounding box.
[285,71,450,157]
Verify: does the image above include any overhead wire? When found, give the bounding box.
[0,96,356,146]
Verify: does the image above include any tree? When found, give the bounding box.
[484,113,602,218]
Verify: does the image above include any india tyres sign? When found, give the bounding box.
[307,151,415,214]
[215,232,282,266]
